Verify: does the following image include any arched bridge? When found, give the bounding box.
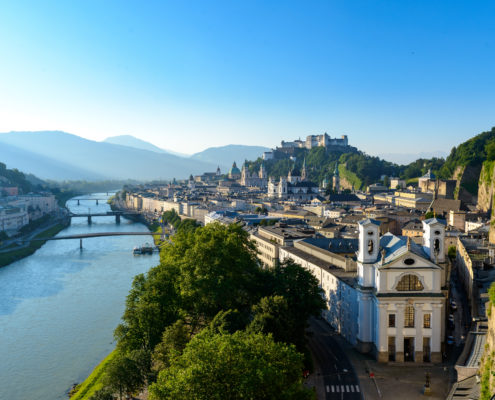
[68,211,141,224]
[29,231,166,249]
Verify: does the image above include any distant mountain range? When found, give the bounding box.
[191,145,271,170]
[0,131,270,181]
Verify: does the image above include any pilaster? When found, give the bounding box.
[414,303,424,363]
[396,303,405,362]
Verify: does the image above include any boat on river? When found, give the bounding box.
[133,242,154,255]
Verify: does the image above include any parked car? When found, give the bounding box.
[450,300,457,311]
[447,336,455,345]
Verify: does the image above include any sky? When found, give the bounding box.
[0,1,494,157]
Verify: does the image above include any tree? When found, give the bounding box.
[114,265,180,352]
[104,352,144,400]
[161,223,265,326]
[153,319,191,371]
[248,295,294,344]
[149,330,314,400]
[89,388,114,400]
[267,259,326,349]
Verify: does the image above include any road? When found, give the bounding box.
[307,318,363,400]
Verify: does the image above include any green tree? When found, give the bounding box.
[266,259,326,349]
[114,265,180,352]
[149,330,314,400]
[104,352,144,400]
[448,245,457,259]
[161,223,265,327]
[424,211,434,219]
[248,295,294,344]
[153,319,191,371]
[89,388,114,400]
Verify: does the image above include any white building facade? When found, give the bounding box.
[279,217,446,363]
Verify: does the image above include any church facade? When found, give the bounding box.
[279,217,446,363]
[267,162,319,201]
[240,162,268,188]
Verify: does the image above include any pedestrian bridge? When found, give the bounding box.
[68,211,141,224]
[30,231,166,249]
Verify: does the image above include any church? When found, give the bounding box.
[240,162,268,189]
[279,217,446,363]
[267,160,319,201]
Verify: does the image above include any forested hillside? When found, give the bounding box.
[246,146,445,190]
[0,162,40,193]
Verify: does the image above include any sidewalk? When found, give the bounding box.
[332,335,454,400]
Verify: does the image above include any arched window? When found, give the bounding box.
[405,305,415,327]
[368,239,374,255]
[396,274,424,291]
[434,238,440,253]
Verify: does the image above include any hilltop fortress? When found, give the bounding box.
[263,132,351,159]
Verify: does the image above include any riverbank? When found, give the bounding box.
[0,219,69,268]
[69,350,116,400]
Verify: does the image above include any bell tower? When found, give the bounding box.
[422,218,446,263]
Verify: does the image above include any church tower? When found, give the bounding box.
[259,163,267,179]
[332,162,340,193]
[301,158,307,181]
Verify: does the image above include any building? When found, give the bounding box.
[0,203,29,232]
[389,178,406,190]
[228,162,241,180]
[240,162,268,188]
[279,217,447,363]
[304,133,349,149]
[267,164,319,201]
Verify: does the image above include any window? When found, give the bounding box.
[368,239,374,255]
[423,313,431,328]
[434,238,440,253]
[405,305,415,327]
[388,314,396,327]
[396,274,424,291]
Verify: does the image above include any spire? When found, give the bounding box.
[302,158,307,180]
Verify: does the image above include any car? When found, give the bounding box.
[450,300,457,311]
[449,314,455,323]
[447,336,455,345]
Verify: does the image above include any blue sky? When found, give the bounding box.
[0,1,494,156]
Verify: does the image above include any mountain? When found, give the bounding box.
[0,141,105,180]
[0,131,217,181]
[191,145,271,170]
[103,135,189,157]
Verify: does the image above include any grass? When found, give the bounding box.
[70,350,116,400]
[338,164,362,190]
[0,223,67,268]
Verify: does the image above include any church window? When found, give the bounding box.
[434,238,440,253]
[388,314,396,327]
[368,231,374,236]
[423,313,431,328]
[404,258,415,265]
[396,275,424,291]
[434,230,441,235]
[368,240,374,255]
[405,305,415,327]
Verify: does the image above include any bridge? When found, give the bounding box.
[68,211,141,224]
[69,198,110,205]
[29,231,166,249]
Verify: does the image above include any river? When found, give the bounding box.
[0,193,159,400]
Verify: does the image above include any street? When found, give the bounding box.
[307,318,363,400]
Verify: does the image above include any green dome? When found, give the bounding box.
[229,162,241,175]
